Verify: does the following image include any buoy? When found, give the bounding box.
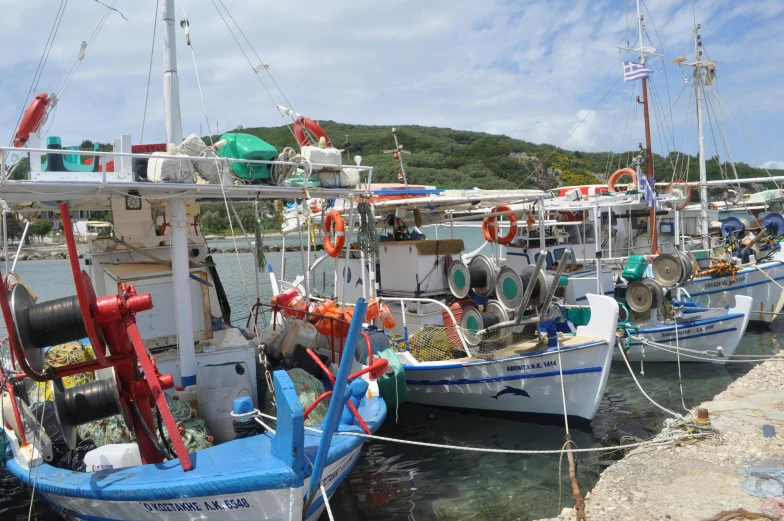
[14,93,51,147]
[608,168,638,193]
[481,205,518,245]
[294,117,331,148]
[322,210,345,258]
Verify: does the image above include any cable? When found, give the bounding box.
[140,0,161,144]
[516,77,621,189]
[8,0,68,148]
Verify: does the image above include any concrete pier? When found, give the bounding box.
[539,353,784,521]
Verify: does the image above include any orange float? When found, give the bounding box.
[323,210,345,258]
[13,93,51,148]
[608,168,638,193]
[482,205,518,245]
[293,117,331,147]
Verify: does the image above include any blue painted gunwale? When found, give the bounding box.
[4,397,385,502]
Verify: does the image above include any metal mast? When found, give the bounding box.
[162,0,182,145]
[162,0,195,387]
[694,26,710,249]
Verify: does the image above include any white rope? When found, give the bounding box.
[618,341,681,418]
[673,311,690,412]
[252,410,706,455]
[304,454,336,521]
[634,338,784,363]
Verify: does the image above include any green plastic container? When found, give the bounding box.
[566,307,592,327]
[374,347,407,409]
[622,254,648,282]
[216,133,278,180]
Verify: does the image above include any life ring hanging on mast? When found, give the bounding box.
[323,210,345,258]
[294,117,331,148]
[13,93,53,148]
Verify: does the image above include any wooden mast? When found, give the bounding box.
[641,78,658,253]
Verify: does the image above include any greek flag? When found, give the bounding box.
[637,170,660,210]
[623,61,654,82]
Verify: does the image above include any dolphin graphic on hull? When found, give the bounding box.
[491,386,530,399]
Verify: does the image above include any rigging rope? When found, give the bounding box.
[8,0,68,148]
[140,0,160,144]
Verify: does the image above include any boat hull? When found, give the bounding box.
[615,295,753,363]
[399,294,619,421]
[402,339,613,421]
[683,255,784,325]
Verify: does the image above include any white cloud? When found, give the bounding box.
[0,0,781,166]
[763,161,784,170]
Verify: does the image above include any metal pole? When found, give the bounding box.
[10,222,30,273]
[169,198,196,387]
[162,0,182,145]
[304,297,368,511]
[695,36,709,250]
[2,211,8,274]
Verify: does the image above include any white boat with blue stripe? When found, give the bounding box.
[396,294,619,421]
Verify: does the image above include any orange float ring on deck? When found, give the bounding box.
[294,117,331,147]
[482,205,517,245]
[608,168,638,193]
[14,93,51,148]
[323,210,345,258]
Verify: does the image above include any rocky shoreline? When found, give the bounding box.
[536,353,784,521]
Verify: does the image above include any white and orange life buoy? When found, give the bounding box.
[323,210,345,258]
[608,168,638,193]
[294,117,331,147]
[482,205,518,245]
[14,93,51,148]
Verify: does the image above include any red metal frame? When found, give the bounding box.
[0,202,194,471]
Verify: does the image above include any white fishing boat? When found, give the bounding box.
[0,2,391,520]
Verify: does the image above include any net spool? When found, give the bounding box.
[460,301,509,347]
[625,279,664,313]
[677,252,696,283]
[53,370,125,448]
[495,267,525,311]
[519,265,559,307]
[652,254,684,287]
[11,285,88,372]
[762,212,784,236]
[721,217,750,240]
[447,254,497,299]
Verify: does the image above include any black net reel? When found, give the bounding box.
[11,284,88,372]
[447,254,497,299]
[53,370,124,448]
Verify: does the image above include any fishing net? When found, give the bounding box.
[397,322,543,362]
[29,341,96,404]
[76,393,214,454]
[264,368,330,426]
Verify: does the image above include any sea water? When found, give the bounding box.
[0,228,779,521]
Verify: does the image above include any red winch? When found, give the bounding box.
[0,202,193,471]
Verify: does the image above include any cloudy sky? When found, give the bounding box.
[1,0,782,169]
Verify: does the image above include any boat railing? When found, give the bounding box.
[1,144,374,185]
[390,297,472,358]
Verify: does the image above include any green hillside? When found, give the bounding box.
[211,121,781,191]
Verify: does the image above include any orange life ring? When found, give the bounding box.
[14,93,51,148]
[608,168,638,193]
[323,210,345,258]
[482,205,518,245]
[294,117,331,147]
